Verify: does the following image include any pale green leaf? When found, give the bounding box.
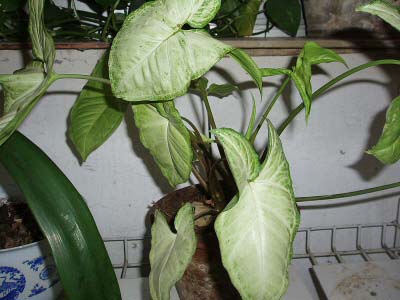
[70,53,127,161]
[212,128,260,192]
[229,48,263,94]
[215,121,300,300]
[28,0,55,71]
[109,0,231,102]
[0,66,53,146]
[245,94,257,140]
[132,101,193,186]
[367,96,400,164]
[292,42,346,120]
[149,203,196,300]
[207,83,238,98]
[357,0,400,31]
[233,0,262,36]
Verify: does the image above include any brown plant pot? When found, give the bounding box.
[152,185,240,300]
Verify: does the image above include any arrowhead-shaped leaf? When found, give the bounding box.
[212,128,260,192]
[132,101,193,186]
[109,0,232,102]
[149,203,197,300]
[357,0,400,31]
[214,122,300,300]
[292,42,346,120]
[367,95,400,164]
[264,0,301,36]
[70,53,127,161]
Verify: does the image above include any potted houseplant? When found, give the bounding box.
[0,0,399,299]
[0,131,121,300]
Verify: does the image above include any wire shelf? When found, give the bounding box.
[104,201,400,279]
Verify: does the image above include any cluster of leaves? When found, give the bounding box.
[210,0,302,37]
[0,0,302,42]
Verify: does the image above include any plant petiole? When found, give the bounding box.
[296,181,400,202]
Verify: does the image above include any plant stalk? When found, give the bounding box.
[296,182,400,202]
[252,77,290,142]
[54,73,111,85]
[278,59,400,135]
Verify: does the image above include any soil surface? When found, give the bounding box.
[0,202,43,249]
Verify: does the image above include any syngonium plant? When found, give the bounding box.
[0,0,400,299]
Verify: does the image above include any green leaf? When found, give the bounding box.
[207,83,238,98]
[264,0,301,36]
[132,101,193,186]
[260,68,292,77]
[367,96,400,164]
[0,132,121,300]
[0,64,54,146]
[357,0,400,31]
[233,0,262,36]
[28,0,55,71]
[229,48,263,94]
[149,203,197,300]
[214,122,300,300]
[245,94,257,140]
[212,128,260,192]
[0,0,57,146]
[109,0,231,102]
[70,53,127,161]
[292,42,346,120]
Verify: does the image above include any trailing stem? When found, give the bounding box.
[297,182,400,202]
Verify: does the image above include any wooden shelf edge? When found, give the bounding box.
[0,38,399,56]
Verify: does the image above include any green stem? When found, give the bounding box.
[202,90,218,130]
[54,73,111,85]
[101,0,121,41]
[251,77,290,142]
[278,59,400,135]
[296,182,400,202]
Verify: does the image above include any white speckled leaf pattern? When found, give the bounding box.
[214,121,300,300]
[109,0,232,102]
[211,128,260,192]
[149,203,197,300]
[132,101,193,186]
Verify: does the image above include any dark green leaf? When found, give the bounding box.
[207,83,238,98]
[0,132,122,300]
[233,0,262,36]
[264,0,301,36]
[70,52,127,161]
[367,95,400,164]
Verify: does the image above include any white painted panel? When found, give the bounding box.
[0,49,399,241]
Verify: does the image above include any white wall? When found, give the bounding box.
[0,49,399,242]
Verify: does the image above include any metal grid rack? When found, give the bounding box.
[104,201,400,279]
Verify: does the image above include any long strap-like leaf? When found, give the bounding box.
[0,131,121,300]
